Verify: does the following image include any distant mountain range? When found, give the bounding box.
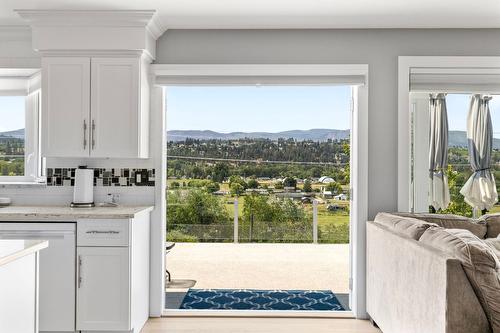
[167,129,351,142]
[168,129,500,148]
[0,128,24,139]
[449,131,500,149]
[0,128,498,148]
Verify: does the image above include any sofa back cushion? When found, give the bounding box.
[394,212,487,239]
[374,212,436,240]
[485,238,500,261]
[479,214,500,238]
[420,227,500,333]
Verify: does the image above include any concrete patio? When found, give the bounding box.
[165,243,350,293]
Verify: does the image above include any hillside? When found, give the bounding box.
[1,128,498,149]
[0,128,24,139]
[449,131,500,149]
[167,129,350,142]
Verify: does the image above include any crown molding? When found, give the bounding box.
[13,10,164,59]
[15,9,159,29]
[0,26,31,41]
[146,12,167,40]
[38,49,154,62]
[38,49,145,57]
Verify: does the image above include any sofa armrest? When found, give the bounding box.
[367,221,490,333]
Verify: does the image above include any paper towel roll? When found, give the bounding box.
[73,168,94,204]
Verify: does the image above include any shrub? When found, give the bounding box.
[167,229,198,242]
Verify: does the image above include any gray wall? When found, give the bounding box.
[156,29,500,218]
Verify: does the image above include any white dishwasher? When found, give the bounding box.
[0,222,76,333]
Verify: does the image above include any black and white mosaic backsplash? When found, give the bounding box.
[46,168,155,187]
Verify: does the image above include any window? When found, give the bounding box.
[0,96,26,176]
[0,72,42,183]
[409,92,500,216]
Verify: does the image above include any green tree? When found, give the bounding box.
[274,181,284,189]
[247,178,259,189]
[303,179,313,192]
[229,175,248,189]
[437,165,473,217]
[242,195,309,242]
[170,181,180,188]
[205,181,220,193]
[167,189,230,225]
[230,182,245,196]
[326,181,343,194]
[212,163,229,183]
[283,177,297,189]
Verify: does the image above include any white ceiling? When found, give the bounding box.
[1,0,500,29]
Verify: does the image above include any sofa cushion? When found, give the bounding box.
[485,238,500,260]
[374,212,436,240]
[479,214,500,238]
[420,227,500,333]
[394,212,487,238]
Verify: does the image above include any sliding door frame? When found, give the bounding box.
[150,64,369,319]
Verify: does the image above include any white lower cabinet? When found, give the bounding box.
[76,247,130,331]
[76,213,150,333]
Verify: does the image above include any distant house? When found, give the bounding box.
[245,188,269,195]
[318,176,335,184]
[275,192,304,200]
[257,177,271,181]
[213,190,229,196]
[322,190,333,199]
[301,197,314,204]
[327,204,346,212]
[334,193,348,201]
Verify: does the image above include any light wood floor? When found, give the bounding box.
[141,317,382,333]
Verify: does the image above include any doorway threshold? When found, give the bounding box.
[162,309,355,318]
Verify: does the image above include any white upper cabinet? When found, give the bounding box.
[41,56,149,158]
[42,57,91,157]
[90,58,141,158]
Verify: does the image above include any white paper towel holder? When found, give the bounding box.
[71,166,95,208]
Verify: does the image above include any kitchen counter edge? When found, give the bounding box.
[0,206,154,221]
[0,240,49,266]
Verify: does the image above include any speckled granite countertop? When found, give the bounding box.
[0,206,154,221]
[0,239,48,266]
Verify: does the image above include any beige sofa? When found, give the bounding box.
[367,212,500,333]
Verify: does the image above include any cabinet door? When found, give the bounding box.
[76,247,130,331]
[42,57,90,157]
[90,57,140,158]
[0,253,37,333]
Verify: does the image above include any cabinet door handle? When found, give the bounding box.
[83,120,87,149]
[91,120,96,150]
[85,230,120,234]
[78,255,82,288]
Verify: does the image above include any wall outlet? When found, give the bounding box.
[106,193,120,204]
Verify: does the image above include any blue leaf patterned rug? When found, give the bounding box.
[179,289,345,311]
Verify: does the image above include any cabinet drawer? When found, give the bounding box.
[77,219,130,247]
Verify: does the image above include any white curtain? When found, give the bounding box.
[460,95,498,211]
[429,93,450,211]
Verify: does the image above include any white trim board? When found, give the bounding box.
[162,309,355,318]
[150,64,369,319]
[397,56,500,212]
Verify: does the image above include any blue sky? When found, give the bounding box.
[447,94,500,138]
[0,90,499,138]
[165,86,352,132]
[0,96,25,132]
